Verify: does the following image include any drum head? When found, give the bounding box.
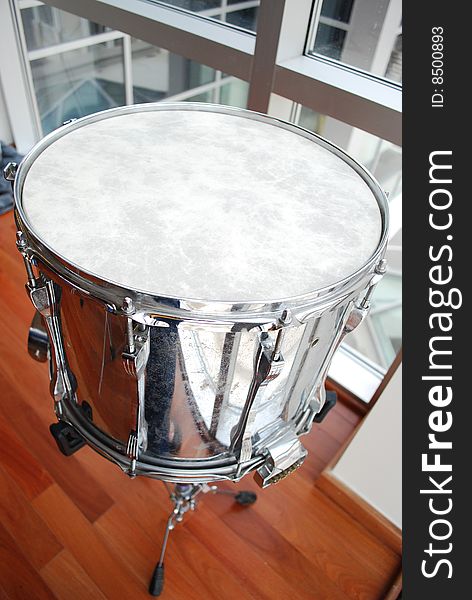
[17,104,385,303]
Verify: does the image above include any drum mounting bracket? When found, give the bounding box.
[253,422,308,488]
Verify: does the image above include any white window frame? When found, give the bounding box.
[0,0,402,402]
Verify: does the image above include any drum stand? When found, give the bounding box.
[48,414,257,597]
[149,482,256,596]
[49,415,257,597]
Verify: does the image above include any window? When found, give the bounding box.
[130,39,248,106]
[307,0,402,83]
[15,2,248,135]
[30,40,125,134]
[147,0,259,32]
[21,3,109,50]
[269,95,402,385]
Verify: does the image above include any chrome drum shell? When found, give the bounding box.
[11,103,389,486]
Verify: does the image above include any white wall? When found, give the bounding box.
[0,76,13,144]
[332,363,402,528]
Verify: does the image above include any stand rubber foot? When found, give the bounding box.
[234,491,257,505]
[149,564,165,596]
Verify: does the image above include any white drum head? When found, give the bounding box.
[20,105,383,302]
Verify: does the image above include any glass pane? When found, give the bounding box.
[298,105,322,132]
[320,0,354,23]
[21,4,110,51]
[147,0,259,32]
[30,40,125,134]
[308,0,402,83]
[184,91,214,102]
[131,38,217,102]
[317,114,401,370]
[219,78,249,108]
[313,23,347,61]
[269,96,402,373]
[180,79,248,106]
[131,38,248,107]
[298,104,402,194]
[225,5,259,31]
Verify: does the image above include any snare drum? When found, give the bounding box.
[11,104,388,487]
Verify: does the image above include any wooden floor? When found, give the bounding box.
[0,212,400,599]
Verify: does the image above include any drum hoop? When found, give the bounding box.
[14,102,389,322]
[60,394,262,481]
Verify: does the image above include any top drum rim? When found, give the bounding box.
[14,102,389,323]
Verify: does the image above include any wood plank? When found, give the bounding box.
[0,413,53,500]
[326,379,369,420]
[94,504,203,600]
[0,241,114,524]
[76,419,377,600]
[186,500,349,600]
[0,465,62,570]
[312,407,358,445]
[98,502,257,600]
[33,485,150,599]
[164,524,258,600]
[303,426,345,464]
[40,550,107,600]
[31,484,181,598]
[383,569,402,600]
[75,447,172,527]
[0,522,56,600]
[0,385,114,524]
[212,475,399,600]
[82,460,260,599]
[185,496,315,600]
[281,476,399,571]
[83,455,345,600]
[296,447,326,482]
[316,471,402,556]
[213,488,379,600]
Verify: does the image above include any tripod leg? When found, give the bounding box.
[148,483,207,595]
[149,514,174,597]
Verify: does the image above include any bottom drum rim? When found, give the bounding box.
[60,395,263,482]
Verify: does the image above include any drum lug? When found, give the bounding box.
[343,259,387,335]
[121,297,148,378]
[16,231,57,322]
[253,424,307,488]
[359,259,387,311]
[3,161,18,181]
[122,321,150,378]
